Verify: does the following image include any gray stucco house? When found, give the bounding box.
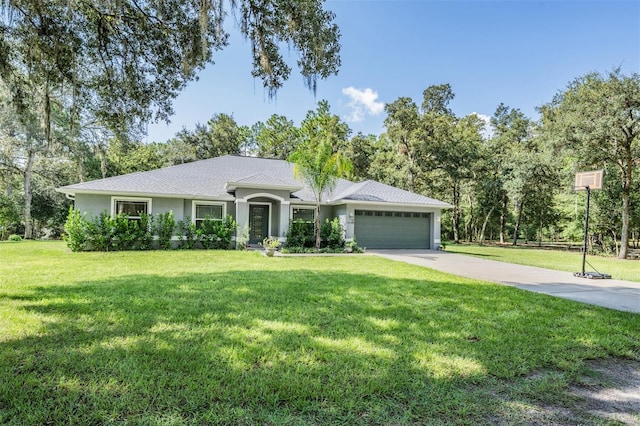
[57,155,451,249]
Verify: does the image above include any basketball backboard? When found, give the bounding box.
[574,170,603,191]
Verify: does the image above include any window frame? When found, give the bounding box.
[191,201,226,228]
[111,196,152,220]
[291,206,316,223]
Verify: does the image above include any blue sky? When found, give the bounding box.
[145,0,640,143]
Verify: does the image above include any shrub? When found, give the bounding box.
[286,219,314,248]
[136,213,154,250]
[63,207,89,252]
[112,213,138,251]
[155,211,175,250]
[177,217,199,249]
[281,246,317,254]
[87,211,114,251]
[198,217,218,249]
[320,218,345,249]
[8,234,22,242]
[212,215,237,249]
[236,225,250,250]
[347,235,365,253]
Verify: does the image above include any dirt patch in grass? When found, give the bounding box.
[569,358,640,425]
[485,358,640,425]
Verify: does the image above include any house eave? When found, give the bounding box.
[327,199,453,209]
[55,188,235,202]
[225,181,303,192]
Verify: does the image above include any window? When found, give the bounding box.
[112,197,151,221]
[193,202,225,228]
[292,207,315,223]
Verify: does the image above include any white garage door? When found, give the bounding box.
[354,210,431,249]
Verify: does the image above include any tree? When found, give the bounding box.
[255,114,301,159]
[383,97,423,192]
[344,133,379,181]
[541,69,640,259]
[288,101,352,249]
[489,104,533,244]
[0,82,52,238]
[1,1,341,136]
[170,113,246,160]
[432,114,483,243]
[108,139,164,175]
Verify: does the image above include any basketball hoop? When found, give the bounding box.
[574,170,603,190]
[573,170,611,279]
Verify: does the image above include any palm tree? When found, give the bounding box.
[288,101,352,249]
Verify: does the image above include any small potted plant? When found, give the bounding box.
[262,236,281,257]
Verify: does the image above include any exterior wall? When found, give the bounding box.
[75,194,184,223]
[432,210,442,249]
[74,194,112,219]
[154,198,184,221]
[331,205,348,240]
[73,192,445,249]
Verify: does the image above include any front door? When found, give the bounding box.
[249,204,270,244]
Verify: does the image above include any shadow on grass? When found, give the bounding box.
[1,269,639,425]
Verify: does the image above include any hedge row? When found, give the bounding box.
[63,207,237,252]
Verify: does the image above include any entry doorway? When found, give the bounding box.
[249,204,270,244]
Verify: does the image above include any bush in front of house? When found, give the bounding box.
[177,217,199,249]
[320,217,345,250]
[283,217,351,253]
[87,211,115,251]
[63,207,89,252]
[62,208,237,252]
[198,215,238,249]
[154,211,175,250]
[285,219,315,249]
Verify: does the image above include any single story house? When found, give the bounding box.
[56,155,451,249]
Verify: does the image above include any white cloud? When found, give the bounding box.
[471,112,493,139]
[342,87,384,122]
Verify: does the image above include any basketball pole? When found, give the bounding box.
[581,185,590,276]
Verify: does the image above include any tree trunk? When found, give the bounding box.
[5,168,13,196]
[452,181,460,243]
[619,189,630,259]
[618,155,632,259]
[610,229,619,257]
[479,206,495,246]
[315,202,321,249]
[404,139,415,193]
[465,193,474,242]
[23,149,36,239]
[512,201,523,246]
[499,195,507,244]
[538,219,543,247]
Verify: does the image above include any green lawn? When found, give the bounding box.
[444,243,640,283]
[1,241,638,425]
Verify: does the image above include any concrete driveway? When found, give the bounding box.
[370,250,640,314]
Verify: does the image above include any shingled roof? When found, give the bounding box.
[58,155,451,208]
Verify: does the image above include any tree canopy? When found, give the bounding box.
[541,69,640,258]
[0,0,341,135]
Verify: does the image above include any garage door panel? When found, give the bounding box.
[354,210,430,249]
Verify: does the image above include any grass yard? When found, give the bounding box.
[444,243,640,283]
[1,241,639,425]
